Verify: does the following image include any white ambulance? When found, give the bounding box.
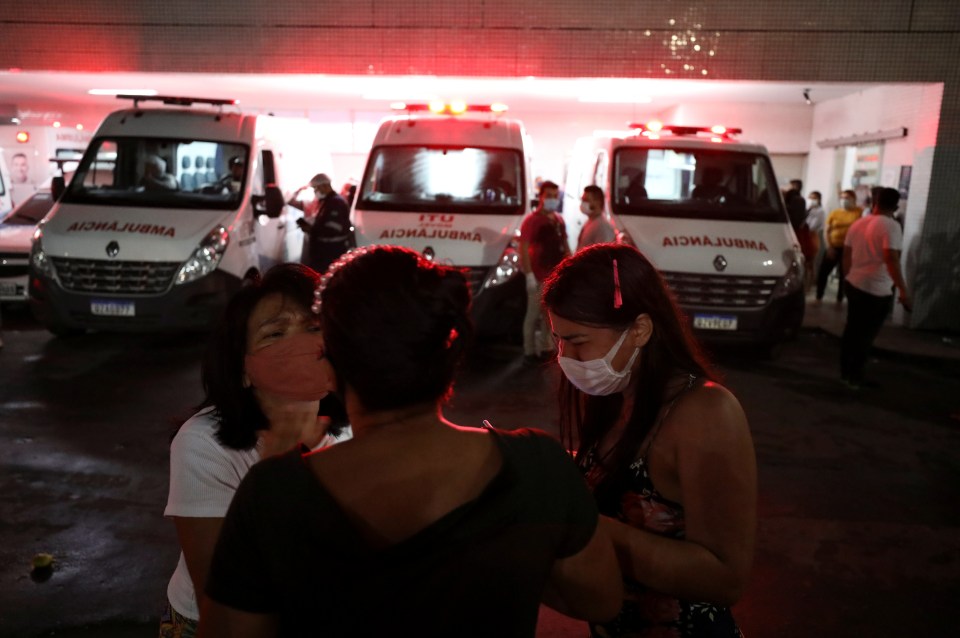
[563,122,804,345]
[352,102,531,335]
[2,124,92,209]
[0,148,13,216]
[29,95,328,335]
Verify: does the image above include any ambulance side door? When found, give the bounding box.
[251,150,286,270]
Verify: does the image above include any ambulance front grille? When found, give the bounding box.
[660,271,778,308]
[52,257,180,294]
[0,251,30,278]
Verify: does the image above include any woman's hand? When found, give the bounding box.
[605,384,757,607]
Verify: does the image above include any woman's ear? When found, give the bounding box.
[632,313,654,348]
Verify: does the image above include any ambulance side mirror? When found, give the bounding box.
[51,176,66,201]
[253,184,285,218]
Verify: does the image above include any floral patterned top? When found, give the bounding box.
[582,377,743,638]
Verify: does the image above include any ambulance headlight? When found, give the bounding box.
[30,227,55,277]
[484,233,521,289]
[175,225,230,285]
[771,248,803,299]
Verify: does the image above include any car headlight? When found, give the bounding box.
[484,232,521,289]
[30,227,55,277]
[175,225,230,285]
[771,248,804,299]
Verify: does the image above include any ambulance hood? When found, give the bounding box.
[40,203,236,261]
[620,216,799,277]
[353,209,521,267]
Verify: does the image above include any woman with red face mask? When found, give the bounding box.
[160,263,351,638]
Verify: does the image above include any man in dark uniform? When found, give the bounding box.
[294,173,354,274]
[784,179,807,232]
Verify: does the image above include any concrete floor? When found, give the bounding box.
[1,299,958,637]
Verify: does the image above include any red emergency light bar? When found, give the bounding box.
[628,121,742,138]
[393,101,508,115]
[117,94,239,108]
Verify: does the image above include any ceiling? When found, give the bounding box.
[0,71,883,126]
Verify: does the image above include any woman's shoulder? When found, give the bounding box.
[172,407,220,442]
[491,427,566,454]
[489,427,579,475]
[665,381,749,442]
[171,407,256,462]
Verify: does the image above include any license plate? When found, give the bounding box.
[90,299,136,317]
[693,314,738,331]
[0,281,16,297]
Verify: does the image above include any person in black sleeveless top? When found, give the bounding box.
[541,244,757,638]
[199,246,622,637]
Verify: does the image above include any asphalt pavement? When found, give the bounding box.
[0,295,958,637]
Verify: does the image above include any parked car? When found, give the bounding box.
[1,190,56,302]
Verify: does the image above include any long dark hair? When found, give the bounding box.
[198,263,324,450]
[542,244,716,506]
[319,246,473,412]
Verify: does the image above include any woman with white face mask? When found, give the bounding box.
[542,244,757,638]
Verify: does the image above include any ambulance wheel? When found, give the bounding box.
[761,341,784,361]
[46,321,84,338]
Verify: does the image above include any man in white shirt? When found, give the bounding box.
[840,187,911,389]
[576,185,616,252]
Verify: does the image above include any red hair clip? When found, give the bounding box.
[613,259,623,309]
[445,328,459,348]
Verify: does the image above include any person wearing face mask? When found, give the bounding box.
[160,263,351,638]
[576,185,616,252]
[294,173,354,274]
[816,189,863,304]
[200,246,622,635]
[840,187,911,389]
[542,243,757,638]
[520,180,570,364]
[800,190,826,292]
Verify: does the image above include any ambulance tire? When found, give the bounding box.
[761,341,784,361]
[45,320,84,338]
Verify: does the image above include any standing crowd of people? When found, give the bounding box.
[785,180,911,387]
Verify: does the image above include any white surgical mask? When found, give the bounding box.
[557,328,640,396]
[543,197,560,212]
[841,198,854,210]
[579,201,593,215]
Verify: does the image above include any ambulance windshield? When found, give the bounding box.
[357,146,524,215]
[62,137,249,211]
[613,148,787,223]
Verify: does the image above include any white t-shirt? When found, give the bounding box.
[805,204,825,234]
[165,407,351,619]
[844,214,903,297]
[576,216,617,251]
